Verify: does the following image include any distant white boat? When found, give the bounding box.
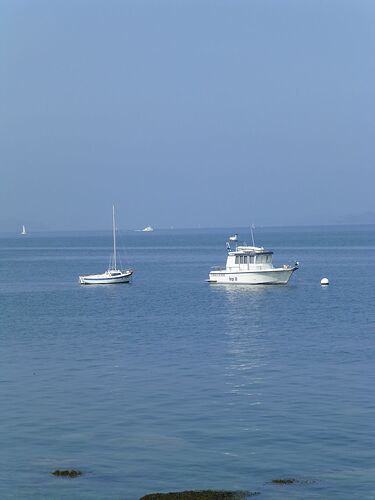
[229,233,238,241]
[21,225,26,235]
[79,206,133,285]
[142,226,154,232]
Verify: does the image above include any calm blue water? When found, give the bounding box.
[0,226,374,499]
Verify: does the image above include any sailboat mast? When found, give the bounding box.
[112,205,117,270]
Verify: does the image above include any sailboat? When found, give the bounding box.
[21,225,26,235]
[79,206,133,285]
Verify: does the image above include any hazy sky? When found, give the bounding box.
[1,0,374,230]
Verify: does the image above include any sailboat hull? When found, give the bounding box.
[79,270,133,285]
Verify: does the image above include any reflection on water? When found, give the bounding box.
[217,284,269,407]
[214,283,272,297]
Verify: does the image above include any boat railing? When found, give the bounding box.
[211,266,225,271]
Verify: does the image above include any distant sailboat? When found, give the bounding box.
[21,225,26,235]
[79,206,133,285]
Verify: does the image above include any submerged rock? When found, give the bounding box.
[51,469,82,478]
[271,479,296,485]
[270,478,315,485]
[140,491,260,500]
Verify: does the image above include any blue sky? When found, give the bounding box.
[1,0,374,230]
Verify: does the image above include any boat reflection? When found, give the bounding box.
[215,284,269,408]
[212,283,271,296]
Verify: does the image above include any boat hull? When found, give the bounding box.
[79,271,133,285]
[207,267,297,285]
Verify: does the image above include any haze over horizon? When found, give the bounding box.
[1,0,374,231]
[1,218,375,235]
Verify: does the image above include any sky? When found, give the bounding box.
[1,0,374,231]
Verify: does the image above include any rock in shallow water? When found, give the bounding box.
[140,490,260,500]
[51,470,82,478]
[271,478,315,485]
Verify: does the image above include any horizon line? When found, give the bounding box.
[0,221,374,234]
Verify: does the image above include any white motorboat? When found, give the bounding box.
[21,225,26,235]
[229,233,238,241]
[208,237,298,285]
[79,206,133,285]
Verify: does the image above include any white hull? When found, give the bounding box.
[208,267,297,285]
[79,270,133,285]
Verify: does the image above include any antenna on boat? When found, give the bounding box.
[250,224,255,247]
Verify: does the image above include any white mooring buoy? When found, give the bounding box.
[320,277,329,286]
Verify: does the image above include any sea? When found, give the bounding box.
[0,225,374,500]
